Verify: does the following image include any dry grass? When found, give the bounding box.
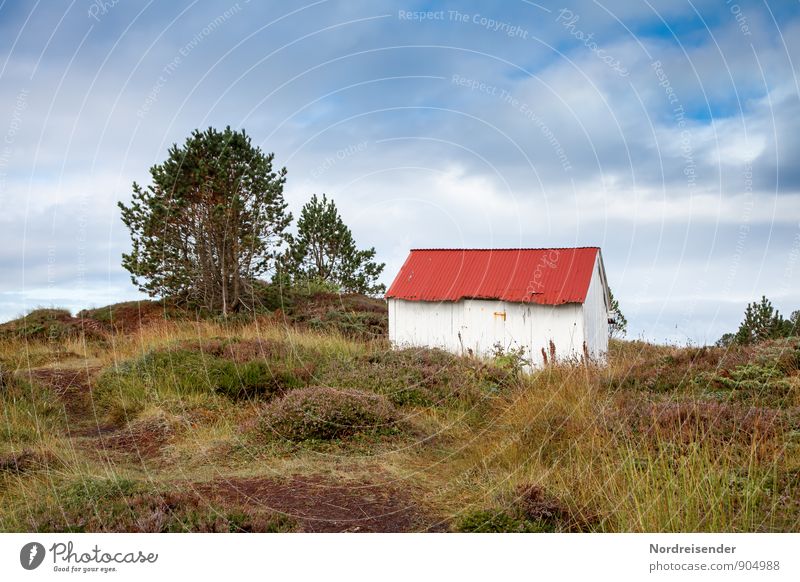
[401,341,799,532]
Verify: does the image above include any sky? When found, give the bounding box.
[0,0,799,345]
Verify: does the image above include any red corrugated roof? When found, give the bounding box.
[385,248,600,305]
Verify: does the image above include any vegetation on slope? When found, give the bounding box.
[1,298,798,533]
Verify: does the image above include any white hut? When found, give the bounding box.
[385,248,611,368]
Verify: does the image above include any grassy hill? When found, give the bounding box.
[1,296,798,532]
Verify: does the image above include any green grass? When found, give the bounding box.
[93,346,316,423]
[0,374,65,453]
[5,476,297,533]
[603,441,781,532]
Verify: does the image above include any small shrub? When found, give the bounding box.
[491,343,530,375]
[455,484,591,533]
[752,339,800,374]
[697,363,797,405]
[256,386,401,442]
[455,510,548,533]
[515,484,573,527]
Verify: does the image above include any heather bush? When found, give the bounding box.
[256,386,401,441]
[455,484,590,533]
[513,484,586,530]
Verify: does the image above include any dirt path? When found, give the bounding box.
[191,475,443,532]
[26,365,173,461]
[26,366,100,425]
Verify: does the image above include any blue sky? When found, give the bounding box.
[0,0,799,344]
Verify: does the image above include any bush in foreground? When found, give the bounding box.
[456,484,594,533]
[256,386,401,442]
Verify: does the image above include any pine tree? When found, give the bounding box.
[282,194,385,295]
[733,296,787,344]
[716,332,736,348]
[608,287,628,339]
[119,127,292,315]
[789,311,800,336]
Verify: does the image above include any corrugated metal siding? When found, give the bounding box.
[582,253,610,361]
[385,248,599,305]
